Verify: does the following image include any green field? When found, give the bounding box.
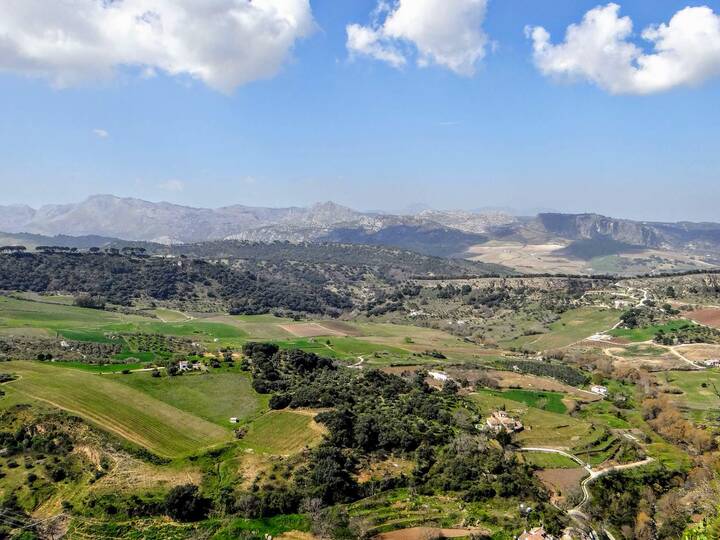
[154,308,192,322]
[483,389,568,414]
[241,410,324,455]
[2,361,233,457]
[522,451,581,469]
[113,369,267,427]
[0,296,246,348]
[666,370,720,411]
[504,307,620,351]
[609,320,694,342]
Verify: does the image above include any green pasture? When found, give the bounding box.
[503,307,620,351]
[483,389,568,414]
[2,361,232,458]
[241,411,324,455]
[522,452,582,469]
[666,370,720,411]
[113,368,267,427]
[609,320,694,342]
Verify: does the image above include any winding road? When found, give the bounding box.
[519,447,654,518]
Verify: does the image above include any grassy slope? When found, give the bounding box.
[241,411,325,455]
[113,369,267,427]
[484,389,568,414]
[3,361,232,458]
[504,307,620,351]
[470,392,596,449]
[666,369,720,411]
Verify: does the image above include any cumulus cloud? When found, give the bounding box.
[527,3,720,95]
[158,179,185,192]
[346,0,490,76]
[93,129,109,139]
[0,0,315,93]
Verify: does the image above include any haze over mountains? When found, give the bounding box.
[3,195,720,262]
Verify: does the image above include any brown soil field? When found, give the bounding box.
[377,527,489,540]
[280,322,349,338]
[685,308,720,329]
[606,347,687,371]
[674,344,720,362]
[466,241,587,274]
[536,468,587,500]
[320,320,365,336]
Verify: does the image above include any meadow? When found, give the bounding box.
[665,370,720,411]
[503,307,620,351]
[240,410,325,455]
[609,320,694,342]
[113,368,267,427]
[483,388,568,414]
[2,361,235,458]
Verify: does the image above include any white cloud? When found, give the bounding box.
[527,3,720,95]
[346,0,490,76]
[158,179,185,192]
[93,128,109,138]
[0,0,315,93]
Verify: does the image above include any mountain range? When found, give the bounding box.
[3,195,720,261]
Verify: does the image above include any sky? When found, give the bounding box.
[0,0,719,221]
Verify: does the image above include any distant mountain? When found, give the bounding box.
[0,195,501,257]
[531,213,720,252]
[0,205,36,233]
[533,213,661,247]
[4,196,720,262]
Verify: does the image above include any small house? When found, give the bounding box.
[590,385,609,397]
[178,360,191,372]
[230,417,239,424]
[518,527,554,540]
[486,411,523,433]
[428,371,449,382]
[704,359,720,367]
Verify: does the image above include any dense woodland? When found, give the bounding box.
[0,252,351,315]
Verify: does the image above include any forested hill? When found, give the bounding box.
[0,243,506,315]
[154,241,508,277]
[0,252,352,315]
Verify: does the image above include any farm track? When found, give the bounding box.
[520,447,654,532]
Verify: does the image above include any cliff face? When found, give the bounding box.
[536,213,661,247]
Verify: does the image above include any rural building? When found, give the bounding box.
[704,359,720,367]
[486,411,523,433]
[428,371,449,382]
[229,417,239,424]
[518,527,554,540]
[178,360,190,372]
[590,385,609,397]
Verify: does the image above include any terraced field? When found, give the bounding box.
[2,361,233,457]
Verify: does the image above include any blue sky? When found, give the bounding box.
[1,0,719,221]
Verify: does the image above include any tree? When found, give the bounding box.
[164,484,210,522]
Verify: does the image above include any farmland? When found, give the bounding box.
[608,319,694,342]
[503,307,620,351]
[1,361,234,457]
[113,369,267,427]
